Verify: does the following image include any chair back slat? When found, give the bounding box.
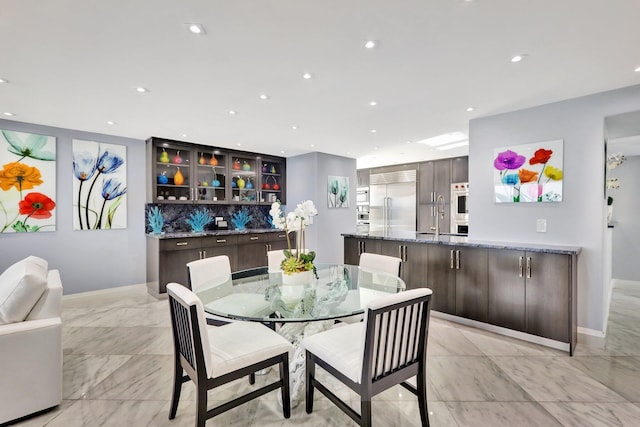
[363,289,431,382]
[167,283,212,379]
[169,296,196,370]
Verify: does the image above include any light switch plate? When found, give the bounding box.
[536,219,547,233]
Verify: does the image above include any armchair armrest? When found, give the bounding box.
[0,317,62,424]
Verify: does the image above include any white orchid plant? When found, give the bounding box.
[269,199,318,275]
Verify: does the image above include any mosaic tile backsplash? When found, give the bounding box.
[145,203,277,234]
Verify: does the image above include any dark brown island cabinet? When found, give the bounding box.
[343,235,578,355]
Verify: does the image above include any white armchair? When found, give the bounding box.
[0,268,63,424]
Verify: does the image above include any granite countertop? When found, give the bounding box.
[147,228,284,239]
[341,231,581,255]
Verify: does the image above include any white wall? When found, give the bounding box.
[286,152,357,264]
[610,155,640,281]
[0,119,147,294]
[468,84,640,333]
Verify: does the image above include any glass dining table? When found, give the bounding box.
[194,263,406,405]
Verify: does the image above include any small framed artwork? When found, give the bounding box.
[328,176,349,208]
[493,139,563,203]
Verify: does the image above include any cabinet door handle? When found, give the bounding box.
[202,250,206,258]
[176,241,189,246]
[398,245,403,260]
[450,250,455,269]
[403,245,408,262]
[526,256,532,279]
[250,236,259,241]
[518,256,524,278]
[456,250,460,270]
[216,239,226,243]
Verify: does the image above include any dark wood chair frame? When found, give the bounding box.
[168,294,291,427]
[305,293,432,427]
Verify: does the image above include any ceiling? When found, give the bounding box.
[1,0,639,168]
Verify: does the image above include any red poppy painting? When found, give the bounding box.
[493,139,563,203]
[0,130,56,232]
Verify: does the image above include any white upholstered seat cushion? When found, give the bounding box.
[302,322,364,383]
[0,256,49,324]
[207,321,293,378]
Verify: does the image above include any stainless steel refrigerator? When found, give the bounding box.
[369,170,417,234]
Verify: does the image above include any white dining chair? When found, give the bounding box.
[303,288,433,427]
[338,252,402,324]
[167,283,293,427]
[187,255,272,325]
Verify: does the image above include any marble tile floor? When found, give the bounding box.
[10,282,640,427]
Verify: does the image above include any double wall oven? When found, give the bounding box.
[450,182,469,234]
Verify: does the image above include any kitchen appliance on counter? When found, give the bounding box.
[369,170,417,234]
[450,182,469,234]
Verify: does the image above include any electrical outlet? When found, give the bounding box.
[536,219,547,233]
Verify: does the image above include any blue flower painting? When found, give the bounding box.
[72,140,127,230]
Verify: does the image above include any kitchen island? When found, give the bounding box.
[343,231,580,355]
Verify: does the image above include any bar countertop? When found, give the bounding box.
[341,231,581,255]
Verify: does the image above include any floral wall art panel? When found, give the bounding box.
[493,139,564,203]
[328,175,349,208]
[0,130,57,233]
[72,139,127,230]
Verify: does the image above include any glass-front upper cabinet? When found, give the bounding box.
[147,137,286,205]
[195,150,226,202]
[260,157,285,204]
[152,141,193,202]
[231,155,257,202]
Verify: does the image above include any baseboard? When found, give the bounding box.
[431,311,571,353]
[62,282,147,300]
[577,327,605,348]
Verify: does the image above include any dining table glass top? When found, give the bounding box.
[195,263,406,323]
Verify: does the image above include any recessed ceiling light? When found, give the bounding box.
[364,40,377,49]
[181,133,188,138]
[370,129,377,133]
[186,23,205,35]
[0,78,7,84]
[511,54,527,63]
[374,146,379,150]
[466,107,474,112]
[106,120,116,125]
[416,131,467,147]
[280,150,285,154]
[237,143,242,146]
[3,112,15,116]
[259,94,269,100]
[310,144,315,147]
[291,125,297,130]
[635,66,640,73]
[136,86,149,93]
[228,110,237,115]
[302,73,313,79]
[369,101,378,106]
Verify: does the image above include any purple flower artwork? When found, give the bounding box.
[493,140,564,203]
[494,150,526,171]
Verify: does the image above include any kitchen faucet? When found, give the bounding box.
[433,195,445,239]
